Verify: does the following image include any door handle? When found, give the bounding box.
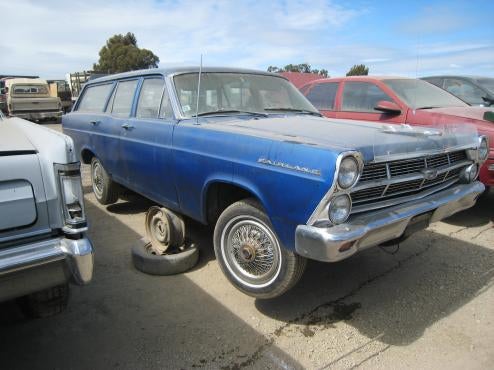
[121,123,134,130]
[89,120,100,126]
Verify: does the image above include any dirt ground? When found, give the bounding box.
[0,122,493,369]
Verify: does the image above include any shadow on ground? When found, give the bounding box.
[444,187,493,227]
[0,197,302,370]
[256,227,494,346]
[2,184,493,368]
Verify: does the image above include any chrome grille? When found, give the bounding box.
[351,150,472,212]
[359,164,387,181]
[351,185,386,202]
[386,179,423,195]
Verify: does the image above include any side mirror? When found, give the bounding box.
[374,100,402,114]
[482,96,494,107]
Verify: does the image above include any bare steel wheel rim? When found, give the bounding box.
[221,216,282,288]
[92,161,104,198]
[145,207,171,254]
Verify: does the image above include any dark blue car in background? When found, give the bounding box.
[63,67,487,298]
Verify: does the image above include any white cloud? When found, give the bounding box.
[0,0,492,79]
[0,0,359,78]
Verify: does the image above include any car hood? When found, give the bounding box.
[426,106,494,123]
[0,119,37,154]
[203,115,478,162]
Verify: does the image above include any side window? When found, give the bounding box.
[136,78,165,119]
[306,83,338,110]
[77,83,113,112]
[444,79,485,105]
[159,87,174,119]
[341,82,391,113]
[111,80,138,117]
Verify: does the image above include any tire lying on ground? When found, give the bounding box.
[131,237,199,276]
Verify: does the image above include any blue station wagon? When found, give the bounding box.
[63,67,487,298]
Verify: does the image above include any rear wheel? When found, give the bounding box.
[90,157,119,205]
[214,199,306,299]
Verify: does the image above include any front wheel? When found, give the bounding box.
[213,199,306,299]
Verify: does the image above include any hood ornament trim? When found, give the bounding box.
[380,124,443,137]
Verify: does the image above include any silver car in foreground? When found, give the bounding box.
[0,113,93,317]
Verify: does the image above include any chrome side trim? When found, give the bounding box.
[306,151,364,225]
[257,158,321,176]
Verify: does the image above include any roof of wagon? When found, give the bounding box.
[87,67,284,84]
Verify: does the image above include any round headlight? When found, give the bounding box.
[328,194,352,224]
[479,137,488,161]
[469,164,479,181]
[461,163,478,183]
[338,157,359,189]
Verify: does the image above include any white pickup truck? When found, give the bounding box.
[4,78,63,123]
[0,113,93,317]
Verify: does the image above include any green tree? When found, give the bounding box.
[346,64,369,76]
[93,32,160,74]
[267,63,328,77]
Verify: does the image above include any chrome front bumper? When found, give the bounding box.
[295,181,484,262]
[0,235,93,302]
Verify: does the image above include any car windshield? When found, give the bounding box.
[384,79,467,109]
[173,72,318,118]
[12,84,49,95]
[475,78,494,95]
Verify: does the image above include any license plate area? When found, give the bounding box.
[404,211,433,237]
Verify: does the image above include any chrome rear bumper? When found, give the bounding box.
[295,181,484,262]
[0,235,93,301]
[11,110,63,120]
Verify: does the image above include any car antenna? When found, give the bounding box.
[195,54,203,125]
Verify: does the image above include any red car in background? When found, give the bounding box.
[296,76,494,188]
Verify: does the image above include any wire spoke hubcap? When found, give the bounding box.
[92,162,104,197]
[221,216,281,288]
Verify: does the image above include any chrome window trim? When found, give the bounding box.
[167,71,300,121]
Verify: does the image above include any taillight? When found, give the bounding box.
[54,162,87,234]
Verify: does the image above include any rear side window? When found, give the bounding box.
[341,82,390,113]
[111,80,138,117]
[77,83,113,112]
[136,78,165,119]
[306,82,338,110]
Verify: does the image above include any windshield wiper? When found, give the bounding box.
[193,109,268,118]
[264,108,322,116]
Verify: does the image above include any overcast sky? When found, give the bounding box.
[1,0,493,79]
